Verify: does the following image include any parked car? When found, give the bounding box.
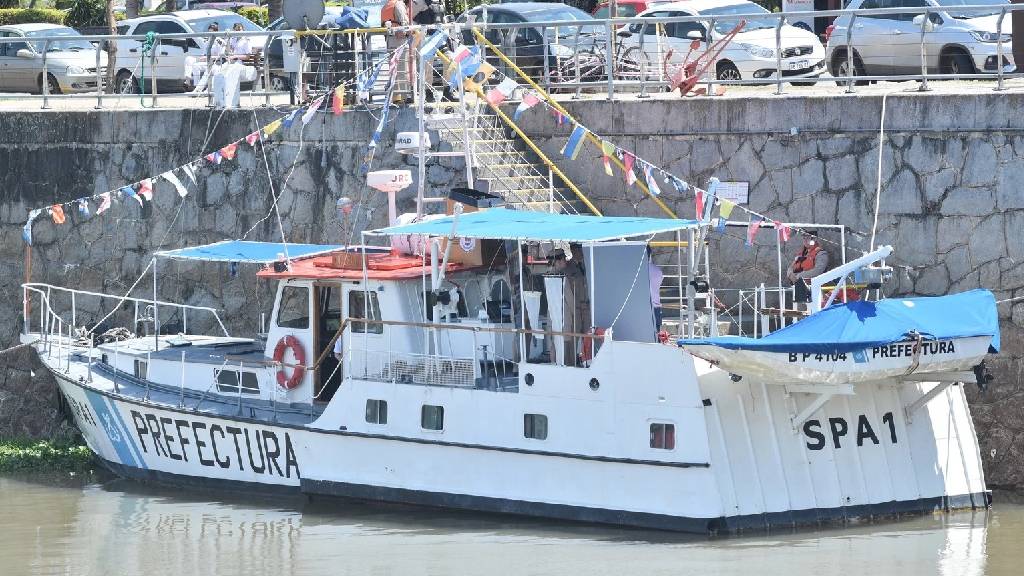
[825,0,1014,82]
[592,0,670,19]
[0,24,107,94]
[113,9,266,94]
[619,0,826,84]
[458,2,602,81]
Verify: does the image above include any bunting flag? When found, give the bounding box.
[182,163,197,185]
[552,109,567,126]
[463,61,495,93]
[514,92,541,121]
[623,152,636,186]
[137,178,153,201]
[359,60,383,93]
[451,45,472,64]
[302,96,325,125]
[263,119,282,137]
[120,185,142,206]
[77,198,90,216]
[332,85,344,116]
[600,141,615,176]
[163,171,189,198]
[96,192,112,215]
[715,199,735,233]
[560,124,587,160]
[282,108,302,129]
[669,177,689,195]
[642,162,661,195]
[205,151,222,165]
[778,222,791,242]
[486,77,519,106]
[50,204,66,224]
[695,189,705,217]
[220,143,238,160]
[419,29,448,62]
[746,218,764,247]
[245,130,260,146]
[22,209,41,245]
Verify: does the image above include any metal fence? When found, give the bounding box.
[0,4,1021,109]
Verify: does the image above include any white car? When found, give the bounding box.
[0,24,107,94]
[826,0,1014,81]
[113,9,265,93]
[620,0,827,84]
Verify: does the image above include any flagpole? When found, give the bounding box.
[152,257,159,352]
[776,226,784,328]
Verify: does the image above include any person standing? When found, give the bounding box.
[786,230,830,308]
[648,248,664,332]
[382,0,413,100]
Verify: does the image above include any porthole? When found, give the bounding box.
[525,373,535,386]
[589,378,600,391]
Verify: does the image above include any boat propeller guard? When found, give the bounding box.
[273,335,306,390]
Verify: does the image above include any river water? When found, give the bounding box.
[1,475,1021,576]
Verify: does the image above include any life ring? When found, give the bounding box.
[273,335,306,390]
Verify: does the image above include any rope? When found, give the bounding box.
[139,32,157,108]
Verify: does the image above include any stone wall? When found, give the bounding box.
[1,93,1023,487]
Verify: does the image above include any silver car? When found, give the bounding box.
[0,24,107,94]
[826,0,1014,81]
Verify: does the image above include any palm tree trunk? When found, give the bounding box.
[105,0,118,94]
[126,0,140,19]
[268,0,284,23]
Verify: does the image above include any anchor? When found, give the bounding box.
[663,20,746,97]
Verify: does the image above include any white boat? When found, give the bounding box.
[20,208,999,533]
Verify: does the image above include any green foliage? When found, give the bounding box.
[64,0,106,28]
[53,0,77,10]
[0,438,94,474]
[0,8,66,25]
[236,5,268,27]
[0,0,18,10]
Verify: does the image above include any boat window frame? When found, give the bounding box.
[421,404,445,431]
[365,398,388,425]
[649,422,676,450]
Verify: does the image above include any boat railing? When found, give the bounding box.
[22,283,230,344]
[340,317,605,390]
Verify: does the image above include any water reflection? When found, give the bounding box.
[1,475,1016,576]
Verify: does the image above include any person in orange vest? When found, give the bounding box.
[786,230,830,308]
[382,0,413,101]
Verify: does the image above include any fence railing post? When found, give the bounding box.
[996,6,1008,91]
[774,16,783,95]
[605,19,615,101]
[150,37,159,106]
[41,39,51,110]
[918,9,930,92]
[845,13,857,93]
[95,40,104,109]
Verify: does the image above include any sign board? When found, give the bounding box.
[716,181,749,205]
[782,0,816,33]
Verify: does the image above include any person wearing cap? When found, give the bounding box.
[382,0,413,100]
[786,230,830,307]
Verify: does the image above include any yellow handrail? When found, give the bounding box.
[435,50,602,216]
[471,29,679,220]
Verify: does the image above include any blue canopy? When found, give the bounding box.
[369,209,699,242]
[154,241,343,263]
[679,290,1000,354]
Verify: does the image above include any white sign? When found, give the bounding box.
[717,181,749,205]
[782,0,816,33]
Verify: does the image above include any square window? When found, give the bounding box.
[650,423,675,450]
[365,399,388,425]
[421,405,444,431]
[350,290,383,334]
[524,414,548,440]
[133,359,148,380]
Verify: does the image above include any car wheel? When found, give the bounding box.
[832,51,868,86]
[940,51,976,76]
[269,75,290,92]
[115,71,139,94]
[40,73,61,95]
[716,61,742,82]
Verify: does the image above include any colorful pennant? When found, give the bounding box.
[163,171,189,198]
[96,192,112,215]
[302,96,325,125]
[137,178,153,201]
[22,209,42,245]
[623,152,636,187]
[561,124,587,160]
[746,218,764,247]
[514,92,541,121]
[601,141,615,176]
[695,189,705,219]
[50,204,65,224]
[332,85,345,116]
[715,199,735,233]
[642,163,661,196]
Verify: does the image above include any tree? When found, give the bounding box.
[105,0,118,94]
[126,0,139,19]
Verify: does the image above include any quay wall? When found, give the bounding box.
[1,93,1023,489]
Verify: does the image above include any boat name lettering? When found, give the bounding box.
[68,396,98,428]
[788,352,848,363]
[803,412,897,450]
[787,340,956,363]
[128,410,300,478]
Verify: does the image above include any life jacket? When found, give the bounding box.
[381,0,400,25]
[792,244,821,273]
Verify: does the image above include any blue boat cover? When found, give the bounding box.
[679,289,1000,354]
[370,208,699,242]
[155,241,343,263]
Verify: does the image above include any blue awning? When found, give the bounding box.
[368,209,700,242]
[154,241,344,263]
[679,290,1000,354]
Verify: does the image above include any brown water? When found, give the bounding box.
[1,475,1022,576]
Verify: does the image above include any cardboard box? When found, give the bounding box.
[443,238,504,267]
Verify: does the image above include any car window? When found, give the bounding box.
[933,0,1007,19]
[895,0,929,20]
[698,3,775,33]
[154,21,188,35]
[594,6,610,18]
[25,26,93,52]
[670,20,707,41]
[859,0,898,19]
[133,21,160,36]
[630,10,671,35]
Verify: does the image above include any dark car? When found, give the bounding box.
[457,2,601,81]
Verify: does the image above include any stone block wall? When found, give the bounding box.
[2,92,1023,488]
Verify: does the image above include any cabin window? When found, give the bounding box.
[216,370,260,395]
[133,359,148,379]
[421,405,444,431]
[524,414,548,440]
[277,286,310,329]
[349,290,383,334]
[650,423,675,450]
[365,399,388,424]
